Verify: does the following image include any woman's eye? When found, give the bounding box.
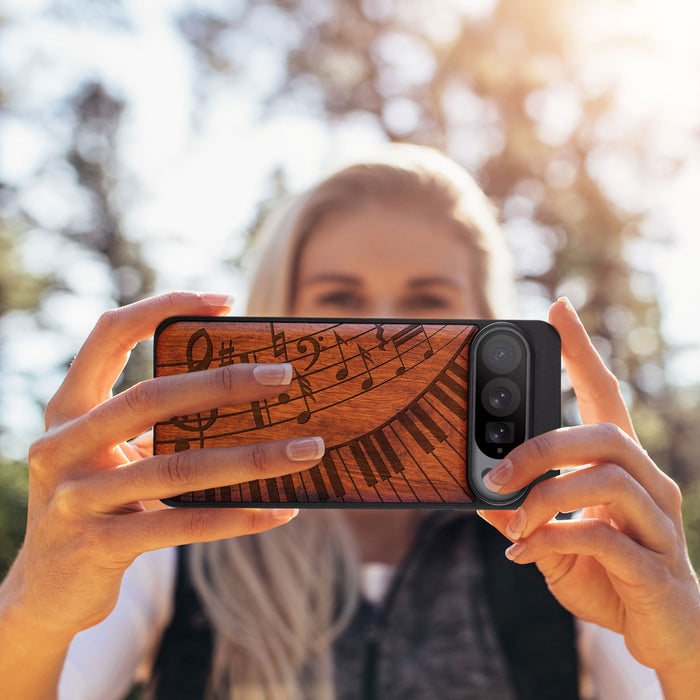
[402,295,451,311]
[315,291,364,310]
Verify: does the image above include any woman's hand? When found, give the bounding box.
[2,292,325,643]
[478,298,700,695]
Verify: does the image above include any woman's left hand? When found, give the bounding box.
[478,298,700,695]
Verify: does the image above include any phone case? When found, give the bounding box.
[153,317,560,509]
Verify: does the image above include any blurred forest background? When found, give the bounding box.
[1,0,700,575]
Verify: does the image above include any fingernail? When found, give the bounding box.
[557,296,578,319]
[199,293,236,308]
[286,437,325,462]
[273,508,299,521]
[505,541,527,561]
[254,363,293,386]
[506,509,527,540]
[483,460,512,493]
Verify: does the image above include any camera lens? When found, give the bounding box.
[489,387,510,411]
[486,421,514,443]
[481,378,521,417]
[482,334,522,374]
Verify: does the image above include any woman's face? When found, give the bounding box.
[293,202,484,318]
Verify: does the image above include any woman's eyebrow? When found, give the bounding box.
[407,277,462,289]
[301,273,362,286]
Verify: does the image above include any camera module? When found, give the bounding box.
[470,323,531,463]
[467,320,559,507]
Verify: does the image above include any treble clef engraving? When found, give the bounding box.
[186,328,214,372]
[173,411,219,432]
[172,409,219,448]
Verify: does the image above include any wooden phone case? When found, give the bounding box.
[153,317,560,508]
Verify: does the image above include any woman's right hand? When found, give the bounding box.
[2,292,324,641]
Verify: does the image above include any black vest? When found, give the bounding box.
[148,514,579,699]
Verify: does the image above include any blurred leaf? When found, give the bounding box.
[0,460,28,577]
[682,478,700,572]
[0,224,54,316]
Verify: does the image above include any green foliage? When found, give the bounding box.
[0,224,54,316]
[0,460,28,577]
[682,478,700,572]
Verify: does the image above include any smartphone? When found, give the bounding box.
[154,317,560,509]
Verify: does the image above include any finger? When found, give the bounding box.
[476,509,516,540]
[128,430,153,459]
[119,441,144,462]
[120,431,152,461]
[65,362,293,455]
[86,437,325,508]
[483,423,681,515]
[503,464,675,554]
[503,518,662,588]
[47,292,235,424]
[109,506,300,558]
[548,298,636,439]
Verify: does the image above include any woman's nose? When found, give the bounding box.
[365,300,397,318]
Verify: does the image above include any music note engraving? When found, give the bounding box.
[271,323,291,402]
[333,331,349,380]
[295,369,315,424]
[271,324,288,360]
[357,344,374,390]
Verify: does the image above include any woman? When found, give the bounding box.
[0,145,698,699]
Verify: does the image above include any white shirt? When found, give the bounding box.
[59,548,663,700]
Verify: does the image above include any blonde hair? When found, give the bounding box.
[246,143,514,318]
[188,144,514,699]
[188,512,359,700]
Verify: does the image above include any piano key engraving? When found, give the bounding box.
[308,464,330,501]
[154,320,478,505]
[411,403,447,444]
[321,452,346,498]
[358,435,391,481]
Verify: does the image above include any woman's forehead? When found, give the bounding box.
[298,203,471,271]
